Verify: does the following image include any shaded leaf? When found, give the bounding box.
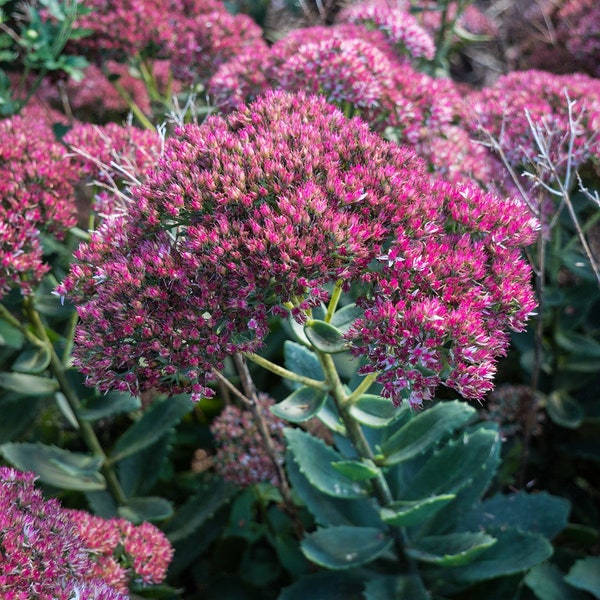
[406,532,497,566]
[118,496,173,524]
[271,386,327,422]
[457,491,570,540]
[364,575,430,600]
[380,495,456,527]
[110,395,193,463]
[0,442,105,490]
[350,394,407,428]
[546,391,584,429]
[301,526,392,569]
[0,319,24,348]
[565,557,600,598]
[11,346,51,374]
[0,371,58,396]
[304,320,349,354]
[285,428,369,499]
[448,529,553,583]
[280,571,365,600]
[283,340,324,384]
[330,303,363,334]
[381,400,475,465]
[525,562,589,600]
[79,390,141,421]
[331,459,379,481]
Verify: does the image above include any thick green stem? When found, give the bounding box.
[318,353,393,505]
[25,301,128,505]
[110,78,156,132]
[345,372,379,406]
[324,279,344,323]
[245,352,328,391]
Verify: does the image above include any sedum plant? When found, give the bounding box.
[48,90,571,597]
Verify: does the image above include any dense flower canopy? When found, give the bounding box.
[61,90,537,406]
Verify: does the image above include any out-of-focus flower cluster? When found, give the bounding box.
[66,509,174,592]
[0,107,78,299]
[211,395,286,486]
[60,90,537,407]
[0,467,173,598]
[0,468,114,599]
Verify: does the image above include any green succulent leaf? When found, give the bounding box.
[110,394,193,463]
[546,391,584,429]
[364,575,430,600]
[0,319,24,348]
[0,442,105,490]
[330,303,363,334]
[406,532,497,566]
[284,428,370,499]
[380,495,456,527]
[0,371,59,396]
[271,386,327,422]
[79,390,142,421]
[350,394,407,428]
[11,346,52,374]
[457,491,570,540]
[286,452,380,527]
[525,562,590,600]
[304,320,349,354]
[283,340,324,384]
[301,526,392,569]
[117,496,174,524]
[381,400,475,465]
[331,459,379,481]
[564,557,600,598]
[447,529,553,583]
[280,571,365,600]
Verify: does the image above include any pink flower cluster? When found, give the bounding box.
[462,70,600,178]
[61,90,537,407]
[66,510,174,591]
[208,21,461,146]
[211,395,286,486]
[0,467,125,599]
[0,108,78,299]
[64,122,162,216]
[68,0,265,86]
[336,0,435,61]
[349,179,538,408]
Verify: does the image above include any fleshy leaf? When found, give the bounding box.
[304,320,349,354]
[380,495,456,527]
[546,391,584,429]
[364,575,430,600]
[0,319,25,348]
[280,572,365,600]
[284,428,370,498]
[117,496,174,524]
[525,562,590,600]
[406,532,497,566]
[0,371,59,396]
[381,400,475,465]
[80,390,142,421]
[283,340,324,384]
[110,394,193,463]
[11,346,51,373]
[350,394,407,428]
[330,303,363,334]
[301,526,392,569]
[448,529,553,583]
[564,557,600,598]
[286,453,380,527]
[457,490,570,540]
[271,386,327,422]
[331,460,379,481]
[0,442,105,490]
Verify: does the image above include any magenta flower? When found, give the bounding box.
[168,9,267,85]
[211,395,286,486]
[0,468,127,600]
[67,510,174,589]
[337,0,435,62]
[0,108,78,299]
[463,70,600,175]
[61,91,537,407]
[64,122,162,217]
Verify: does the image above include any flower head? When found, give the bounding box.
[62,90,536,407]
[0,109,78,298]
[211,395,286,486]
